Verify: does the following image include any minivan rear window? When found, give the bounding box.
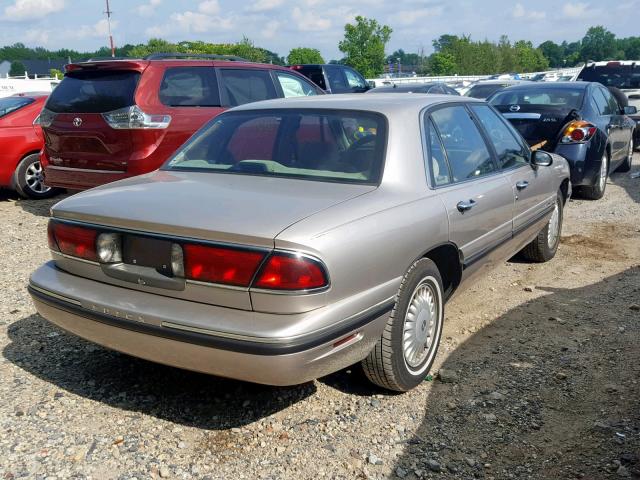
[165,109,387,184]
[46,70,140,113]
[0,96,34,118]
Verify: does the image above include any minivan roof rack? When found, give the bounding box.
[144,53,249,62]
[84,57,139,62]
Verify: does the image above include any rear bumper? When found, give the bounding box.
[28,262,391,386]
[43,165,130,191]
[554,142,601,187]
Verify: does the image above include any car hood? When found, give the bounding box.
[51,170,377,247]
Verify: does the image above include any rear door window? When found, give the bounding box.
[218,69,278,107]
[430,106,496,182]
[324,65,349,93]
[593,88,612,115]
[471,105,529,169]
[274,72,318,98]
[427,118,451,186]
[600,87,620,114]
[46,70,140,113]
[159,67,220,107]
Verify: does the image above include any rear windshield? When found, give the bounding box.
[466,84,509,99]
[0,96,34,118]
[490,87,585,109]
[164,109,386,184]
[577,65,640,89]
[46,70,140,113]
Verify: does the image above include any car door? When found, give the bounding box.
[470,104,556,234]
[427,105,513,267]
[594,86,624,163]
[600,86,632,166]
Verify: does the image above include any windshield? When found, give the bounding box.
[490,87,585,109]
[164,109,387,184]
[577,65,640,89]
[0,96,34,118]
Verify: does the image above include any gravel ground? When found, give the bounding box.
[1,157,639,480]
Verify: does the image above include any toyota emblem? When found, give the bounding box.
[509,105,520,112]
[73,117,83,127]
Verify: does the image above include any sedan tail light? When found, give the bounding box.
[253,253,328,290]
[183,244,266,287]
[560,121,597,144]
[49,221,98,261]
[102,105,171,130]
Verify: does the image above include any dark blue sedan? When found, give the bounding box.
[489,82,636,199]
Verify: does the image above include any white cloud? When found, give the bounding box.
[512,3,546,20]
[391,6,443,26]
[24,28,50,45]
[246,0,284,12]
[146,9,235,36]
[198,0,220,15]
[261,20,280,39]
[74,19,118,39]
[136,0,161,17]
[562,2,589,17]
[3,0,64,21]
[291,7,331,31]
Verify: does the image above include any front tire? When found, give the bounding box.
[362,258,444,392]
[617,139,634,173]
[580,151,608,200]
[521,190,563,263]
[13,154,59,199]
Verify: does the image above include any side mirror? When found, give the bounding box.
[532,150,553,167]
[623,105,638,115]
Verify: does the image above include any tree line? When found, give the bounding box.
[1,20,638,79]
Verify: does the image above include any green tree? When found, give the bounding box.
[580,26,616,62]
[49,68,64,79]
[9,61,26,76]
[429,52,457,75]
[514,40,549,72]
[538,40,564,68]
[338,16,392,78]
[287,47,324,65]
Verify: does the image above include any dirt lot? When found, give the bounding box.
[1,158,639,480]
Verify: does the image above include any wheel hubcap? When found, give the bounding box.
[25,161,50,194]
[547,201,560,248]
[402,280,439,370]
[599,154,607,191]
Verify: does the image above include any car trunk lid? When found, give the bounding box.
[495,104,580,148]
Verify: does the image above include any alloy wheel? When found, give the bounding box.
[24,160,50,194]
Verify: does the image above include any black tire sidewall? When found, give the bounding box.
[389,259,444,390]
[14,154,55,199]
[543,193,563,259]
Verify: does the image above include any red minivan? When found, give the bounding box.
[40,54,323,190]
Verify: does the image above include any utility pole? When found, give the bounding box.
[104,0,115,57]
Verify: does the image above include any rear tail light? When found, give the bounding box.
[96,233,122,263]
[49,221,98,261]
[34,108,56,127]
[102,105,171,130]
[253,253,328,290]
[183,244,265,287]
[561,121,597,144]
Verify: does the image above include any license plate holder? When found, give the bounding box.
[123,235,173,276]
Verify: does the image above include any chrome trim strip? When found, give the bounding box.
[185,279,248,292]
[503,113,542,120]
[47,166,126,174]
[29,283,82,306]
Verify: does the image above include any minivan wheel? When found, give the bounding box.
[362,258,444,392]
[14,154,58,199]
[616,139,634,173]
[581,151,608,200]
[521,190,563,263]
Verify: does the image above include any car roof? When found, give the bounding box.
[66,58,292,73]
[369,82,446,92]
[10,92,49,99]
[498,81,590,91]
[472,79,530,85]
[230,93,483,115]
[585,60,640,67]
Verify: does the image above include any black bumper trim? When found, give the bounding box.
[28,284,393,356]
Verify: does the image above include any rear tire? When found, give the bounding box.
[617,139,634,173]
[581,151,608,200]
[13,154,59,199]
[521,190,563,263]
[362,258,444,392]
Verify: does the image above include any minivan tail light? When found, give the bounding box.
[183,244,265,287]
[102,105,171,130]
[560,121,597,144]
[50,221,98,261]
[34,108,56,127]
[253,253,328,290]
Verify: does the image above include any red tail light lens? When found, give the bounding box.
[183,244,265,287]
[50,221,98,261]
[254,254,328,290]
[561,121,597,144]
[47,221,59,252]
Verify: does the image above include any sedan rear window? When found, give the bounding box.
[46,70,140,113]
[165,109,386,184]
[490,87,584,109]
[0,96,34,118]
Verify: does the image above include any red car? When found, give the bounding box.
[40,53,323,191]
[0,93,59,198]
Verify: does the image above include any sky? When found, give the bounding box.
[0,0,638,60]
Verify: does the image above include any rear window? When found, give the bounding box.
[577,65,640,89]
[164,109,387,184]
[46,70,140,113]
[466,84,509,99]
[0,96,34,118]
[218,69,277,107]
[159,67,220,107]
[490,87,584,109]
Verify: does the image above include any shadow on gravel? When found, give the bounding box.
[610,160,640,204]
[0,188,66,217]
[392,267,640,479]
[3,314,315,430]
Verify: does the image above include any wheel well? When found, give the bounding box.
[423,243,462,301]
[560,179,570,205]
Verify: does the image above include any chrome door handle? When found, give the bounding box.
[456,199,476,213]
[516,181,529,190]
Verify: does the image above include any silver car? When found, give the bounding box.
[29,94,571,392]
